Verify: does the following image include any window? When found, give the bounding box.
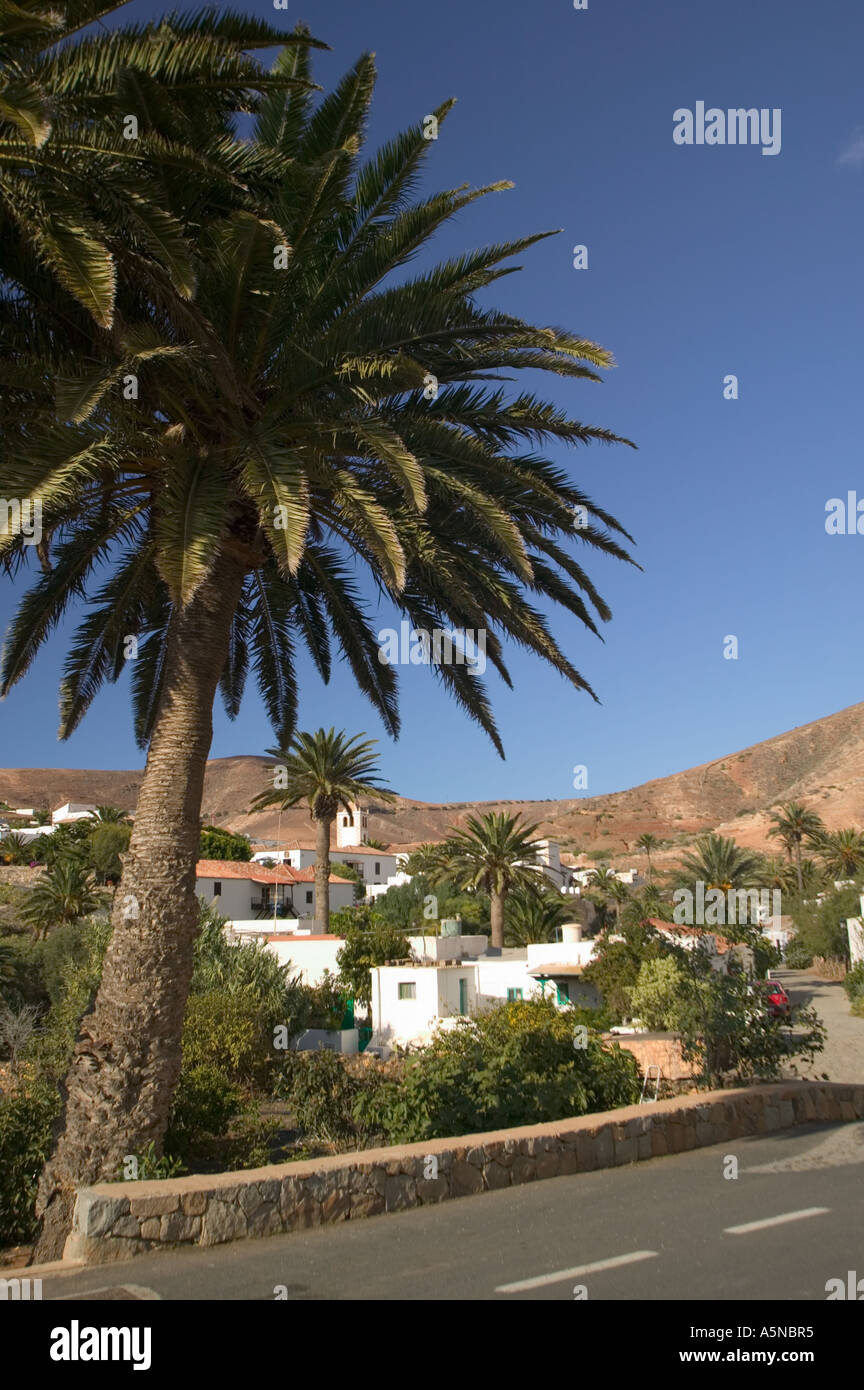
[305,890,313,904]
[556,983,570,1005]
[458,978,468,1014]
[398,982,416,1000]
[375,862,380,875]
[506,988,523,1002]
[213,881,221,897]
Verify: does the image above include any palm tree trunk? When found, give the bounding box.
[314,816,332,933]
[490,890,505,949]
[795,839,803,894]
[32,552,247,1263]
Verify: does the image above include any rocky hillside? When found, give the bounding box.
[2,701,863,870]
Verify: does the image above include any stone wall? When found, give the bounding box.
[0,866,42,887]
[603,1031,693,1082]
[65,1081,864,1266]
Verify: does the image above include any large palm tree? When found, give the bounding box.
[767,802,826,894]
[434,813,544,948]
[677,833,762,893]
[249,727,394,932]
[5,40,637,1259]
[0,1,319,326]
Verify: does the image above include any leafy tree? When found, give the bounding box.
[330,861,367,902]
[431,812,544,949]
[333,910,412,1009]
[199,824,252,862]
[767,802,826,895]
[251,729,394,933]
[21,859,106,939]
[784,883,860,968]
[88,822,131,884]
[6,33,637,1256]
[582,923,673,1023]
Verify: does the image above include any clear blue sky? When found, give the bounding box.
[2,0,863,800]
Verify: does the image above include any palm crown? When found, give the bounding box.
[2,34,636,757]
[251,727,394,823]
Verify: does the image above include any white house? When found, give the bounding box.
[847,895,864,967]
[368,925,601,1051]
[251,841,401,890]
[195,859,355,922]
[51,802,99,825]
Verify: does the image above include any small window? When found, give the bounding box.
[506,987,523,1002]
[375,862,380,875]
[398,982,416,1000]
[213,881,222,897]
[556,983,570,1005]
[305,890,313,904]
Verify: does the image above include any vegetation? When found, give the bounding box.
[250,729,395,934]
[767,802,826,894]
[331,906,412,1008]
[427,812,544,949]
[2,9,638,1257]
[503,886,569,945]
[199,826,252,862]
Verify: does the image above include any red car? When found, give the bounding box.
[759,980,792,1020]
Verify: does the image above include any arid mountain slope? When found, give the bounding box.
[2,702,862,867]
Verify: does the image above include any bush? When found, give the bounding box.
[181,989,273,1088]
[275,1049,384,1150]
[199,825,252,861]
[0,1078,61,1246]
[166,1064,278,1172]
[356,998,641,1144]
[843,960,864,1002]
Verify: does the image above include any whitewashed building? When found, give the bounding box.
[51,801,100,825]
[195,859,355,922]
[368,925,600,1052]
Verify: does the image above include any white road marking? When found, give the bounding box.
[724,1207,830,1236]
[496,1249,659,1293]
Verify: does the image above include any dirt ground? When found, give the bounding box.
[775,967,864,1083]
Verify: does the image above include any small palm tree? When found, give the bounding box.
[767,802,825,894]
[1,832,32,866]
[812,828,864,881]
[21,858,106,940]
[504,887,569,946]
[250,729,395,933]
[433,812,543,948]
[635,832,660,880]
[88,806,132,825]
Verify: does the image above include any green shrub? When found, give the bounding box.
[166,1063,279,1172]
[356,998,641,1144]
[0,1078,61,1246]
[275,1049,385,1150]
[843,960,864,1002]
[181,988,273,1087]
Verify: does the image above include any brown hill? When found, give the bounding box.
[2,701,863,870]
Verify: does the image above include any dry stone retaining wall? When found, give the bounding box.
[66,1081,864,1265]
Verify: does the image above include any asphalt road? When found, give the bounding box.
[36,1119,864,1301]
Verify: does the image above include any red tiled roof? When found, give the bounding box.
[195,859,351,885]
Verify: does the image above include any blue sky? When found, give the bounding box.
[2,0,863,800]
